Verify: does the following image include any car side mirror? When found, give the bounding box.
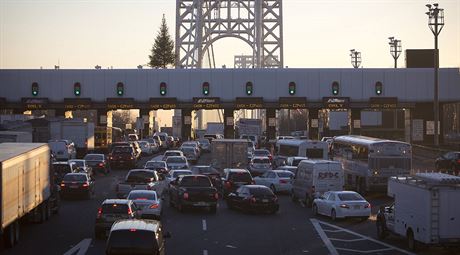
[163,231,172,239]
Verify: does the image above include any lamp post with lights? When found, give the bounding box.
[350,49,361,68]
[388,37,402,68]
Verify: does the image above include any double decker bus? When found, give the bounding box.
[332,135,411,193]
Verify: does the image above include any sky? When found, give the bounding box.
[0,0,459,69]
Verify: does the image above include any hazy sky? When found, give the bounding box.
[1,0,459,69]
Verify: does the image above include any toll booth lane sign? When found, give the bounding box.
[193,97,221,109]
[369,97,398,109]
[235,97,264,109]
[279,97,307,109]
[322,97,350,109]
[64,98,92,110]
[149,98,177,110]
[21,97,49,110]
[106,98,135,110]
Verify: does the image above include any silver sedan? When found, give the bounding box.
[127,190,163,220]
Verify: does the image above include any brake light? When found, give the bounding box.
[149,203,159,209]
[60,183,65,187]
[250,197,257,203]
[457,159,460,164]
[136,198,148,200]
[183,192,189,199]
[214,193,219,200]
[129,228,137,232]
[339,204,349,209]
[97,207,103,218]
[130,156,134,160]
[225,181,231,188]
[127,207,133,215]
[364,203,371,209]
[98,162,104,167]
[279,179,288,184]
[82,182,89,187]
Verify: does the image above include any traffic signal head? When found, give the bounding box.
[289,82,296,95]
[246,82,253,95]
[74,82,81,96]
[202,82,210,96]
[31,82,39,96]
[116,82,124,96]
[375,81,383,95]
[332,81,339,95]
[160,82,167,96]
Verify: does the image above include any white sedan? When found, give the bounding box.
[312,191,371,221]
[127,190,163,220]
[253,170,294,193]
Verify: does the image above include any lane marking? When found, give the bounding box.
[336,247,394,254]
[63,238,92,255]
[329,237,366,242]
[202,219,207,231]
[312,219,417,255]
[225,245,237,249]
[203,249,208,255]
[310,219,339,255]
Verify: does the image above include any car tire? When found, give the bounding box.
[312,204,318,216]
[270,184,276,193]
[407,229,417,251]
[331,209,337,221]
[376,221,387,240]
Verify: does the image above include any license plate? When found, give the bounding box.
[354,205,360,209]
[195,202,207,206]
[70,185,79,189]
[262,199,269,203]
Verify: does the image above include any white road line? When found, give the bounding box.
[63,238,92,255]
[310,219,339,255]
[203,249,208,255]
[202,219,207,231]
[323,229,343,233]
[315,220,417,255]
[328,237,366,242]
[336,247,394,254]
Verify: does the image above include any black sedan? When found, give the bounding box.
[60,173,95,199]
[435,151,460,174]
[84,153,110,175]
[226,185,279,214]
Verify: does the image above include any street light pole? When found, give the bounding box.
[426,3,444,147]
[350,49,361,68]
[388,37,402,68]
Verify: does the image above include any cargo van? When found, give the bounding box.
[48,141,75,161]
[291,160,344,207]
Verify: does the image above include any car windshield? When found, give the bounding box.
[102,203,129,214]
[254,150,269,156]
[107,229,157,251]
[172,171,192,178]
[167,157,186,164]
[63,174,86,182]
[128,192,157,201]
[229,172,252,182]
[180,176,211,187]
[84,155,103,161]
[126,171,155,183]
[112,147,133,154]
[337,193,364,201]
[253,158,270,164]
[145,162,165,168]
[250,187,273,196]
[277,172,294,178]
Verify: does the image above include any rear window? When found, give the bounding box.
[254,150,269,156]
[180,176,211,187]
[107,230,157,253]
[53,164,72,174]
[70,161,85,167]
[337,193,364,201]
[229,172,252,182]
[305,148,324,159]
[128,192,157,201]
[145,162,166,169]
[63,174,87,182]
[84,155,103,161]
[126,171,156,183]
[250,187,274,196]
[253,158,270,164]
[102,203,129,214]
[172,171,192,178]
[112,147,133,154]
[182,148,195,153]
[277,172,294,178]
[192,167,218,175]
[165,151,181,157]
[167,157,186,164]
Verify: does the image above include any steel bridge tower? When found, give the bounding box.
[175,0,284,68]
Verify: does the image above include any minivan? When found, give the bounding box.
[291,160,344,207]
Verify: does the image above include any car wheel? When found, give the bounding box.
[377,221,387,240]
[270,184,276,193]
[312,204,318,216]
[407,229,417,251]
[331,209,337,221]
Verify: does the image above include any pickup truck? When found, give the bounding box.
[169,175,218,213]
[116,169,163,198]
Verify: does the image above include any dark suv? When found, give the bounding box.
[222,169,254,198]
[109,146,137,169]
[94,199,138,239]
[106,219,169,255]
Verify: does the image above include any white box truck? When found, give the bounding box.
[0,131,33,143]
[0,143,59,248]
[377,173,460,251]
[211,139,248,172]
[50,119,94,155]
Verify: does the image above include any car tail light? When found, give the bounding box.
[269,155,273,161]
[98,162,104,167]
[129,228,137,232]
[250,196,257,203]
[214,193,219,200]
[183,192,189,199]
[457,159,460,164]
[97,207,103,218]
[82,182,89,187]
[279,179,288,184]
[130,156,134,160]
[225,181,231,189]
[364,203,371,209]
[339,204,349,209]
[136,198,148,200]
[149,203,159,209]
[127,207,133,215]
[60,183,65,187]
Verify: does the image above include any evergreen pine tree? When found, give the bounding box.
[149,14,175,68]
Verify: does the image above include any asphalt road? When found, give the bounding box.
[2,149,459,255]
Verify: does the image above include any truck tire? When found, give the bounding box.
[407,229,417,251]
[3,221,18,248]
[38,204,46,223]
[312,204,318,216]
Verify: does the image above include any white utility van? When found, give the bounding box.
[48,141,75,161]
[291,160,344,207]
